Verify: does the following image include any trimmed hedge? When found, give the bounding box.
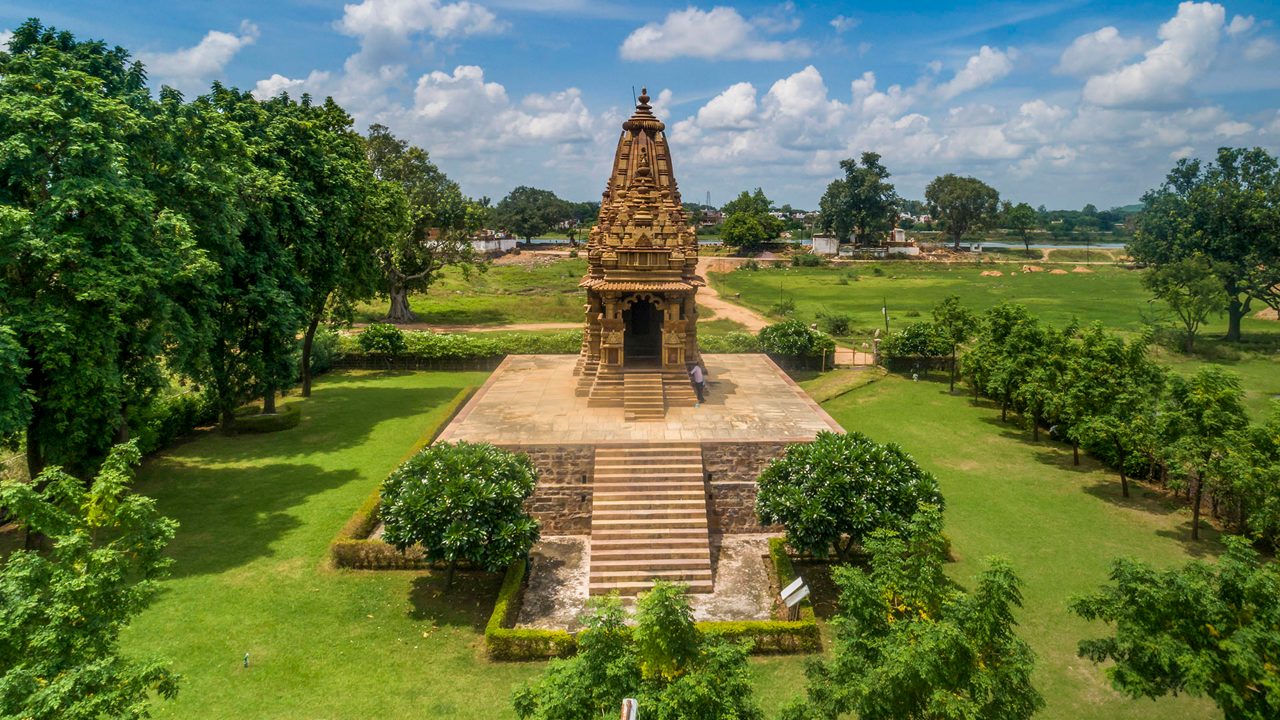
[233,403,301,434]
[483,537,821,662]
[338,329,583,362]
[131,389,218,454]
[484,559,576,661]
[329,386,477,569]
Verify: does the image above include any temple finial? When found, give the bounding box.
[637,87,650,108]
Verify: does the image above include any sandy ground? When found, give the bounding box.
[516,534,779,630]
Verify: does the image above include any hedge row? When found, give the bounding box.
[232,403,302,434]
[482,538,821,662]
[484,559,577,661]
[328,386,477,569]
[337,329,584,361]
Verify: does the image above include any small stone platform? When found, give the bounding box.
[437,354,841,444]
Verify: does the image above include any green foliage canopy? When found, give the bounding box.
[818,152,899,243]
[924,174,1000,249]
[756,431,944,561]
[758,319,837,357]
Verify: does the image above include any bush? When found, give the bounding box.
[759,319,837,358]
[308,328,341,376]
[130,389,218,454]
[816,310,853,336]
[770,298,797,316]
[699,331,761,354]
[871,265,885,276]
[380,441,540,588]
[232,403,301,433]
[756,430,944,561]
[358,322,406,355]
[742,259,761,271]
[791,251,826,267]
[879,322,949,359]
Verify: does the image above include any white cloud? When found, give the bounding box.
[139,21,259,94]
[0,29,12,48]
[1056,26,1144,76]
[751,2,802,34]
[1244,37,1277,61]
[337,0,505,39]
[1083,1,1225,107]
[1214,120,1253,136]
[937,46,1017,100]
[1226,14,1254,36]
[830,15,858,33]
[620,6,810,61]
[695,82,759,129]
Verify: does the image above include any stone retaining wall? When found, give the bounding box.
[504,444,595,535]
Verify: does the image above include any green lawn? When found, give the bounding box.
[354,259,588,325]
[120,366,1232,719]
[808,371,1221,719]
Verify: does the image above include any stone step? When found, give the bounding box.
[592,528,709,539]
[591,548,709,560]
[593,499,706,507]
[589,579,714,596]
[590,567,712,580]
[592,557,711,570]
[592,517,707,527]
[592,460,702,469]
[593,470,704,479]
[591,536,709,548]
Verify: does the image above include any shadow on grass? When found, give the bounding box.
[407,572,505,631]
[149,461,360,579]
[1156,522,1225,559]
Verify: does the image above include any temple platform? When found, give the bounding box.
[437,353,842,445]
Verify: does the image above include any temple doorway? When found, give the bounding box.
[623,297,662,365]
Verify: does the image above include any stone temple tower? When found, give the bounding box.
[575,88,702,410]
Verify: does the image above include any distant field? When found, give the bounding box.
[712,263,1280,418]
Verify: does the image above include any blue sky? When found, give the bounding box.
[6,1,1280,208]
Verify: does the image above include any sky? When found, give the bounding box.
[6,1,1280,209]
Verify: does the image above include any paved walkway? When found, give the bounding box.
[437,354,843,445]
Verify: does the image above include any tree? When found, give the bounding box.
[758,319,837,358]
[513,583,762,720]
[1129,147,1280,342]
[1163,366,1248,540]
[1001,201,1038,256]
[932,295,977,392]
[494,185,570,240]
[924,174,1000,250]
[961,304,1047,422]
[1143,255,1227,353]
[1072,536,1280,720]
[720,189,784,253]
[818,152,899,244]
[1222,404,1280,549]
[0,21,210,476]
[782,506,1043,720]
[365,124,481,323]
[0,442,179,719]
[756,431,944,561]
[1067,327,1166,486]
[877,322,948,360]
[379,441,540,589]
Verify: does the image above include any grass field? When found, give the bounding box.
[354,259,588,325]
[808,370,1220,719]
[714,263,1280,418]
[116,366,1229,719]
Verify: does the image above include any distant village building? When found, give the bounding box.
[470,229,517,256]
[811,234,839,256]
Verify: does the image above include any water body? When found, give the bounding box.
[524,237,1129,250]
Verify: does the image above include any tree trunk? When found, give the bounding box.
[1115,442,1129,498]
[301,315,320,397]
[386,284,416,323]
[1225,293,1247,342]
[1001,399,1008,422]
[220,406,236,434]
[1191,473,1203,541]
[445,557,457,591]
[262,391,276,415]
[1032,418,1039,441]
[24,426,43,486]
[949,348,956,392]
[1072,441,1079,466]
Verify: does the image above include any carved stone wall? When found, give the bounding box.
[702,441,791,533]
[503,444,595,535]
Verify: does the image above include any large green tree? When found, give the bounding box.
[1143,255,1227,353]
[1163,366,1248,541]
[365,124,481,323]
[1129,147,1280,342]
[931,295,977,392]
[494,185,570,241]
[0,21,210,476]
[925,174,1000,250]
[0,442,179,719]
[1072,536,1280,720]
[782,507,1043,720]
[756,431,944,561]
[720,188,784,253]
[818,151,899,244]
[1000,201,1038,256]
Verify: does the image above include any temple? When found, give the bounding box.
[574,89,703,412]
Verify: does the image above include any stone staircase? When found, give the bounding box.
[623,372,666,421]
[588,443,713,595]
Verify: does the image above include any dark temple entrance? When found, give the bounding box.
[623,298,662,365]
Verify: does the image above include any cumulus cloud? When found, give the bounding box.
[1226,14,1254,36]
[1244,36,1277,61]
[0,29,12,48]
[138,21,259,94]
[1056,26,1144,76]
[620,6,810,61]
[937,46,1017,100]
[695,82,759,129]
[337,0,505,39]
[1083,1,1225,107]
[830,15,858,33]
